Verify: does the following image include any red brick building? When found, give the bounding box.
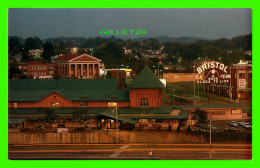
[22,61,57,79]
[52,54,101,79]
[9,66,163,109]
[205,61,252,100]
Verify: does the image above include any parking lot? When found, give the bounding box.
[199,119,252,133]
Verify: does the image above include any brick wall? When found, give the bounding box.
[129,88,163,107]
[9,92,130,108]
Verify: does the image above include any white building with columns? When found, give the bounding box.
[52,54,101,79]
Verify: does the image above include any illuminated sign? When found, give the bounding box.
[239,79,246,89]
[197,62,228,74]
[196,61,230,84]
[57,128,68,133]
[231,110,241,115]
[125,69,132,72]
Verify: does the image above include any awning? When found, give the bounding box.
[101,112,137,124]
[8,119,26,125]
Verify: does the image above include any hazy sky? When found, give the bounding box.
[8,8,252,39]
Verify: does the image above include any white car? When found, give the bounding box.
[229,121,238,127]
[243,123,252,129]
[207,125,218,131]
[237,120,245,126]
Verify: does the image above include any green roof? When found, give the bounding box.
[128,65,164,89]
[9,105,189,121]
[101,111,137,124]
[8,79,129,102]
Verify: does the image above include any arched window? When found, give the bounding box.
[140,98,149,107]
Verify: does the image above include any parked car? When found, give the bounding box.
[225,127,241,133]
[229,121,238,127]
[243,123,252,129]
[206,125,218,131]
[237,120,245,126]
[225,127,236,132]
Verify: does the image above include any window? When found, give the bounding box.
[44,66,46,70]
[239,73,246,79]
[37,66,40,70]
[41,66,43,70]
[30,66,33,70]
[14,103,17,108]
[80,102,88,107]
[51,102,59,107]
[140,98,149,107]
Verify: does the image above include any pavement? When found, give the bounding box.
[8,143,252,160]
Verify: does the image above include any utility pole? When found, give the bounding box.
[209,112,213,159]
[116,103,118,144]
[198,79,200,103]
[193,66,196,104]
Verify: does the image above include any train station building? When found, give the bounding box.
[8,66,245,131]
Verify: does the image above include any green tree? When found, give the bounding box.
[8,36,21,53]
[142,38,162,50]
[24,36,42,50]
[193,108,208,125]
[182,42,203,61]
[44,108,59,125]
[42,41,54,60]
[72,108,90,121]
[8,59,22,79]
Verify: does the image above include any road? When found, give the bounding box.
[8,143,252,160]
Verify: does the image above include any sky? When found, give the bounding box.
[8,8,252,40]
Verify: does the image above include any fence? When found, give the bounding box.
[8,131,205,145]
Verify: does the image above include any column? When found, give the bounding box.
[92,64,95,77]
[75,64,77,77]
[86,64,89,78]
[97,63,100,78]
[81,64,83,77]
[68,64,71,77]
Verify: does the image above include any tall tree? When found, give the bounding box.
[24,36,42,50]
[8,36,21,53]
[42,41,55,60]
[44,108,59,125]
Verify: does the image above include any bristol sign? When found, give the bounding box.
[196,61,230,84]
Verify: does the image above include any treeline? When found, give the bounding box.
[8,34,252,71]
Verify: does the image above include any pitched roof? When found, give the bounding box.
[9,105,189,121]
[128,65,164,88]
[8,79,129,102]
[24,61,48,65]
[52,54,101,62]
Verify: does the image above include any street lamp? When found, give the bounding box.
[108,102,118,143]
[193,66,196,104]
[116,64,124,79]
[209,111,213,159]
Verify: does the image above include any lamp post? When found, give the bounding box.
[193,66,196,104]
[209,111,213,159]
[229,65,232,104]
[117,64,124,79]
[108,102,118,143]
[153,65,159,78]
